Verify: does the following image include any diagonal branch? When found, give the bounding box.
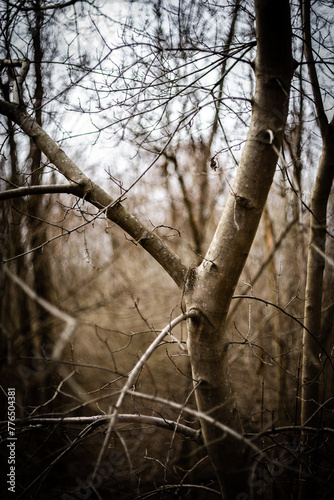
[126,390,262,457]
[5,0,82,11]
[231,294,332,365]
[3,266,76,360]
[0,100,188,288]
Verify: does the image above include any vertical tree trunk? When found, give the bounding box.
[185,1,296,496]
[263,206,288,422]
[300,133,334,428]
[27,3,57,346]
[0,8,33,411]
[298,1,334,496]
[299,121,334,499]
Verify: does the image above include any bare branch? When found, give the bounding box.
[91,311,196,484]
[229,216,298,317]
[136,483,221,498]
[5,0,86,11]
[126,390,262,457]
[16,414,203,443]
[0,100,188,287]
[0,184,81,200]
[3,266,77,360]
[232,294,332,366]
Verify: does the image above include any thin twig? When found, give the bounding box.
[90,312,196,485]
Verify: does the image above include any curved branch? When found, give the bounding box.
[228,216,298,318]
[92,312,196,483]
[0,100,188,288]
[138,484,221,497]
[253,423,334,440]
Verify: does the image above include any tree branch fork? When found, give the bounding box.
[0,98,188,287]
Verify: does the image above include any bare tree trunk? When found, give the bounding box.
[26,1,56,344]
[299,121,334,499]
[298,1,334,497]
[300,144,333,430]
[262,206,289,422]
[0,18,33,411]
[185,1,296,496]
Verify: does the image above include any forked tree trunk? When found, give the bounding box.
[185,1,296,497]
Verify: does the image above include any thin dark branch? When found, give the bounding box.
[134,483,221,499]
[5,0,90,12]
[247,421,334,440]
[232,295,333,366]
[228,216,298,317]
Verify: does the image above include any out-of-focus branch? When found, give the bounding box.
[232,294,332,365]
[299,6,334,498]
[3,266,76,360]
[228,216,298,318]
[208,0,241,150]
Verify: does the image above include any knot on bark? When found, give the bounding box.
[235,195,254,210]
[256,128,275,144]
[187,307,216,332]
